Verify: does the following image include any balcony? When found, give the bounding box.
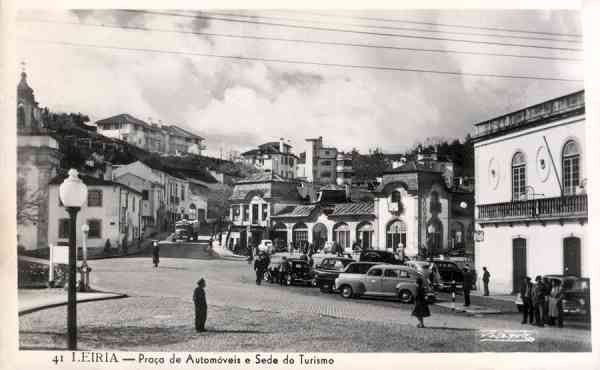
[477,194,587,225]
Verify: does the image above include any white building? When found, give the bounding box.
[95,114,205,156]
[47,174,143,250]
[241,139,298,179]
[473,90,588,294]
[299,136,354,186]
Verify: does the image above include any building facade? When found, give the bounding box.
[241,139,298,179]
[17,71,62,250]
[473,90,587,294]
[95,114,205,156]
[299,136,354,186]
[47,174,143,250]
[227,172,305,249]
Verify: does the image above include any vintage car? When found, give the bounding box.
[359,250,403,265]
[515,275,590,321]
[431,259,476,290]
[313,257,356,293]
[334,264,435,303]
[332,262,380,288]
[257,240,274,254]
[265,257,313,286]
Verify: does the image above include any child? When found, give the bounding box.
[450,280,457,306]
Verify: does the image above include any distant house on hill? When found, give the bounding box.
[95,113,205,156]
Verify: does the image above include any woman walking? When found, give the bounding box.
[152,241,160,268]
[548,279,564,327]
[412,277,431,328]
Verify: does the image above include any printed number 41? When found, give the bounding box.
[52,354,64,364]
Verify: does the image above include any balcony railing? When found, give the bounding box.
[477,194,587,223]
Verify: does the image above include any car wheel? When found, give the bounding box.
[311,279,318,287]
[340,285,353,299]
[398,289,414,304]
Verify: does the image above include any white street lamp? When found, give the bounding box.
[59,169,88,351]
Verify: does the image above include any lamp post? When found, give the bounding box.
[81,223,90,292]
[59,169,88,350]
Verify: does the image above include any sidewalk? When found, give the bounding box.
[18,288,127,316]
[436,290,519,313]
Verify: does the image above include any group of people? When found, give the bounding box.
[519,275,564,327]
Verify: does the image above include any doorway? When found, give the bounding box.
[563,237,581,277]
[512,238,527,293]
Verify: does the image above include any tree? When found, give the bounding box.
[206,184,234,242]
[352,148,388,181]
[17,178,45,225]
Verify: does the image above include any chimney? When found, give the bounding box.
[279,137,285,153]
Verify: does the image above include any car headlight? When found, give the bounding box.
[579,298,586,305]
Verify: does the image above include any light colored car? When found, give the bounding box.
[334,264,435,303]
[257,240,274,254]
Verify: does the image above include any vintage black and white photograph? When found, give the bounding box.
[10,3,595,362]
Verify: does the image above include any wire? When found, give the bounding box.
[272,10,583,38]
[190,10,582,44]
[19,38,584,82]
[18,18,582,62]
[117,10,583,52]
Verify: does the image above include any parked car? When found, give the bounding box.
[257,240,274,254]
[431,259,476,290]
[333,262,380,288]
[334,264,435,303]
[359,250,402,265]
[265,257,314,286]
[313,257,356,293]
[515,275,590,321]
[174,228,190,242]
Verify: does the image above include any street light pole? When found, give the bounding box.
[81,223,90,292]
[59,169,88,351]
[66,206,80,350]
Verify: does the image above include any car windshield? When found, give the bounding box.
[569,278,589,291]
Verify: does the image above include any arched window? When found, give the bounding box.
[450,222,464,250]
[272,222,288,250]
[426,219,443,252]
[356,222,373,250]
[292,223,308,247]
[17,104,26,128]
[562,141,580,195]
[512,152,527,200]
[386,220,407,252]
[312,223,328,250]
[333,222,350,249]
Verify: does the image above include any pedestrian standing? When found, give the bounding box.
[412,277,431,328]
[548,279,564,328]
[193,278,207,332]
[542,277,551,325]
[520,276,534,324]
[450,280,457,304]
[280,257,290,286]
[482,267,491,296]
[533,275,547,327]
[254,254,264,285]
[152,241,160,268]
[462,268,473,307]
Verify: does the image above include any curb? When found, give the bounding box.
[19,292,129,316]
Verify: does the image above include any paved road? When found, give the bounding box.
[89,242,590,346]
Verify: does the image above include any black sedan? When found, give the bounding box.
[313,257,356,292]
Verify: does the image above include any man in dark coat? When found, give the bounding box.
[533,275,547,327]
[254,254,265,285]
[520,276,534,324]
[280,257,290,286]
[152,241,160,268]
[193,278,207,332]
[482,267,491,296]
[462,268,473,307]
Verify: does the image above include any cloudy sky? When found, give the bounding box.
[15,8,583,157]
